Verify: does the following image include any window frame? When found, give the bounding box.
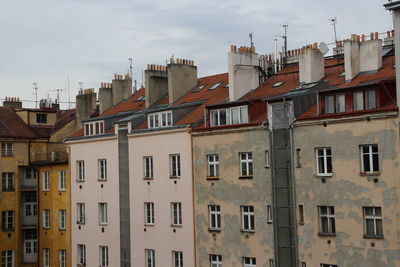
[363,206,383,238]
[58,170,66,191]
[169,154,181,178]
[43,248,50,267]
[76,161,85,181]
[42,209,50,229]
[207,154,219,178]
[145,249,155,267]
[209,254,222,267]
[59,249,66,267]
[147,110,173,129]
[171,202,182,226]
[243,257,256,267]
[143,156,154,179]
[144,202,155,225]
[98,159,107,180]
[1,143,13,157]
[83,121,104,136]
[318,206,336,235]
[77,203,85,224]
[210,105,248,126]
[360,144,379,174]
[59,209,66,230]
[172,251,183,267]
[99,246,109,267]
[315,147,332,176]
[2,210,15,231]
[42,171,50,191]
[1,250,14,267]
[99,203,108,225]
[36,113,47,124]
[77,244,86,265]
[241,205,255,231]
[208,205,221,230]
[239,152,253,177]
[2,172,15,192]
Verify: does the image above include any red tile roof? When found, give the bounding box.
[101,88,145,116]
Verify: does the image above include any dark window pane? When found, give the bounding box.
[366,219,375,235]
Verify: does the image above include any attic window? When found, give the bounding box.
[272,82,284,88]
[137,96,145,101]
[208,82,222,90]
[339,72,345,77]
[210,105,248,126]
[148,110,173,129]
[192,84,206,93]
[301,82,318,89]
[84,121,104,136]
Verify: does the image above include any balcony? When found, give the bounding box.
[30,151,68,163]
[20,168,36,189]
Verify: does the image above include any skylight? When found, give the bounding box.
[272,82,284,88]
[208,82,222,90]
[192,84,206,93]
[137,96,145,101]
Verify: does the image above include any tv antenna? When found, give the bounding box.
[48,88,64,104]
[330,17,338,43]
[79,82,83,91]
[275,24,288,64]
[33,83,38,108]
[249,33,254,48]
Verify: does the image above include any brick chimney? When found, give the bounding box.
[344,33,382,82]
[299,44,325,84]
[167,58,197,104]
[145,64,168,108]
[228,45,259,101]
[3,97,22,109]
[112,74,132,106]
[76,89,97,125]
[99,82,112,114]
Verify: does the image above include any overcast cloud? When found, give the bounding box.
[0,0,393,108]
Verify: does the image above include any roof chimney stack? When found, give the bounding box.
[145,64,168,108]
[167,58,197,104]
[3,97,22,109]
[112,74,132,106]
[299,45,325,84]
[76,88,97,125]
[99,82,113,114]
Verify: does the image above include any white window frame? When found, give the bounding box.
[315,147,332,176]
[207,154,219,177]
[172,251,183,267]
[43,248,50,267]
[148,110,173,129]
[77,244,86,265]
[58,170,66,191]
[241,205,255,231]
[24,239,37,257]
[145,249,155,267]
[59,209,66,230]
[42,171,50,191]
[84,120,104,136]
[171,202,182,226]
[363,206,383,237]
[243,257,256,267]
[335,93,345,113]
[99,246,108,267]
[239,152,253,176]
[1,143,13,157]
[318,206,335,235]
[77,203,85,224]
[208,205,221,230]
[59,249,66,267]
[99,203,108,225]
[143,156,153,178]
[144,202,155,225]
[320,264,338,267]
[24,202,37,217]
[2,210,15,231]
[360,144,379,173]
[42,209,50,229]
[1,250,14,267]
[169,154,181,177]
[76,161,85,181]
[210,254,222,267]
[2,172,14,191]
[98,159,107,180]
[210,105,248,126]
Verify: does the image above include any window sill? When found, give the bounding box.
[77,222,85,225]
[240,229,255,233]
[76,180,86,183]
[43,227,50,230]
[1,155,14,157]
[315,173,333,178]
[318,232,336,237]
[208,228,221,232]
[97,179,108,182]
[360,172,380,177]
[206,177,220,181]
[363,234,384,239]
[58,189,66,192]
[99,223,108,226]
[144,224,155,227]
[42,189,49,192]
[239,176,253,180]
[1,228,14,232]
[2,189,15,192]
[143,177,154,181]
[59,228,66,231]
[169,176,181,179]
[170,224,182,228]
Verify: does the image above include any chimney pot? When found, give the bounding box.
[375,32,379,40]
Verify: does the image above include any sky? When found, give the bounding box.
[0,0,394,108]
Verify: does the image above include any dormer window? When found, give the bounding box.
[210,105,248,126]
[353,90,376,111]
[148,110,173,129]
[209,82,222,90]
[36,114,47,124]
[324,94,345,114]
[84,121,104,136]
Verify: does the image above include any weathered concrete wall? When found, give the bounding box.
[293,115,400,267]
[192,127,274,266]
[76,92,97,126]
[145,69,168,108]
[168,63,197,104]
[99,87,113,114]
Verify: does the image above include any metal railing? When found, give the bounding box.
[30,151,68,163]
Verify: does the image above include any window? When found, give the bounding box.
[2,173,14,191]
[78,244,86,265]
[207,155,219,177]
[209,82,222,90]
[299,205,304,225]
[98,159,107,180]
[325,95,335,114]
[59,210,66,230]
[143,156,153,178]
[172,251,183,267]
[239,152,253,177]
[148,110,173,129]
[365,90,376,109]
[58,170,66,191]
[267,205,272,223]
[25,168,34,179]
[363,207,383,238]
[77,203,85,224]
[353,90,376,111]
[318,206,335,235]
[23,229,37,259]
[2,211,14,231]
[335,94,345,113]
[360,144,379,173]
[192,84,206,92]
[100,246,108,267]
[269,259,275,267]
[170,154,181,177]
[210,105,248,126]
[272,81,284,87]
[353,91,364,111]
[316,148,332,176]
[320,264,337,267]
[209,254,222,267]
[43,248,50,267]
[76,161,85,181]
[84,121,104,136]
[145,249,155,267]
[241,206,255,231]
[265,150,270,168]
[1,250,14,267]
[59,250,66,267]
[1,143,13,157]
[36,113,47,124]
[42,171,50,191]
[171,202,182,226]
[43,209,50,229]
[24,192,37,217]
[243,257,256,267]
[99,203,108,225]
[208,205,221,230]
[325,94,345,114]
[145,202,154,225]
[296,148,301,168]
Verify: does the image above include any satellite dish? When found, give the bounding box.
[319,42,329,55]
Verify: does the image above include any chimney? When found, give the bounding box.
[228,45,259,101]
[299,44,325,84]
[76,88,97,125]
[3,97,22,109]
[167,58,197,104]
[344,33,382,82]
[99,82,113,114]
[145,64,168,108]
[333,41,344,56]
[112,74,132,106]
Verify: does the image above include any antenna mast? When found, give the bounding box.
[330,18,338,43]
[79,82,83,91]
[249,33,254,48]
[67,75,71,108]
[282,24,288,60]
[33,83,38,108]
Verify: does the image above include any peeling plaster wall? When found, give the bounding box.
[193,127,275,266]
[293,116,400,267]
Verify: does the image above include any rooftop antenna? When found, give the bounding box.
[249,33,254,48]
[48,89,64,104]
[33,82,38,108]
[141,70,144,88]
[282,24,288,60]
[129,58,135,93]
[79,82,83,91]
[67,74,71,108]
[330,18,338,43]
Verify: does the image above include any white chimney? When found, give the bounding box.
[299,45,325,84]
[228,45,259,101]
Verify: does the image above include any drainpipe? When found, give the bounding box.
[189,128,198,267]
